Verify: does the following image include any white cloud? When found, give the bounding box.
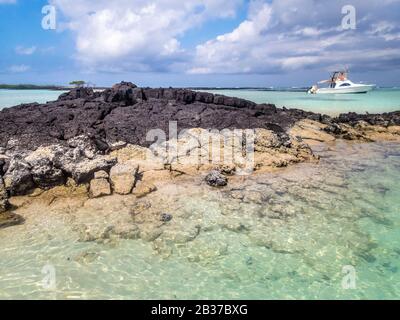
[190,0,400,74]
[47,0,400,75]
[15,46,37,55]
[0,0,16,4]
[50,0,242,72]
[8,65,30,73]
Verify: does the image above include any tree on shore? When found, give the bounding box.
[69,80,86,88]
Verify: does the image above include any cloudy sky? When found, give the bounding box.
[1,0,400,87]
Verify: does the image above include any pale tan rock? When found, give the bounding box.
[110,144,148,162]
[109,162,139,195]
[89,178,111,198]
[133,182,157,198]
[289,120,336,144]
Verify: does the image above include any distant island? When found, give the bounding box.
[0,84,109,90]
[0,84,67,90]
[0,84,310,92]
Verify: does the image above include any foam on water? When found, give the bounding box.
[0,141,400,299]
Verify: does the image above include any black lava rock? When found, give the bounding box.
[160,213,173,222]
[205,170,228,187]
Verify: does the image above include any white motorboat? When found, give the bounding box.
[308,71,375,94]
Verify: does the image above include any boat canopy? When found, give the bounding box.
[318,70,348,84]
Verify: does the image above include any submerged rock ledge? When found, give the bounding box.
[1,82,400,223]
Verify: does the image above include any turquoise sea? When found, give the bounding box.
[203,88,400,115]
[0,141,400,299]
[0,89,67,110]
[1,88,400,115]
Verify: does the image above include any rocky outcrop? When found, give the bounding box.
[291,118,400,144]
[58,87,96,101]
[0,82,399,203]
[0,82,316,153]
[336,111,400,127]
[1,136,116,197]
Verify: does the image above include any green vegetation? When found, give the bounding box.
[69,80,86,88]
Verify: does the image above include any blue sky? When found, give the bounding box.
[1,0,400,87]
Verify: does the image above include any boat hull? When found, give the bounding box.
[316,85,375,94]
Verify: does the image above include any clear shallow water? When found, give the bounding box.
[0,141,400,299]
[0,89,66,110]
[203,88,400,116]
[1,88,399,116]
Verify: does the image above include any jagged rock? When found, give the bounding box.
[110,163,139,194]
[108,141,127,151]
[0,156,7,175]
[0,82,399,198]
[0,84,320,153]
[23,146,66,189]
[205,170,228,187]
[324,123,345,135]
[58,87,95,101]
[102,81,138,104]
[89,178,111,198]
[255,128,291,150]
[29,158,65,189]
[67,135,101,159]
[3,159,34,196]
[0,176,9,213]
[65,157,117,184]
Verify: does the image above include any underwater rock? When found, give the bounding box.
[139,226,163,242]
[205,170,228,187]
[133,182,157,198]
[160,213,173,222]
[0,211,24,229]
[74,251,100,264]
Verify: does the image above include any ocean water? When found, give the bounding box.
[0,89,66,110]
[1,88,399,115]
[0,141,400,299]
[203,88,400,115]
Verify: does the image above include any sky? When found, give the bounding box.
[0,0,400,87]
